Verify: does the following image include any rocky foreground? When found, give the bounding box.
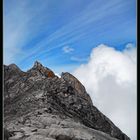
[4,61,130,140]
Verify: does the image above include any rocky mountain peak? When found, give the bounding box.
[4,64,25,82]
[27,61,55,78]
[33,61,43,69]
[4,63,21,72]
[61,72,87,95]
[4,62,130,140]
[8,63,19,69]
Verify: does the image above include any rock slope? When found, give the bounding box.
[4,61,130,140]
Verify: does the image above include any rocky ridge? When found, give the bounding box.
[4,61,130,140]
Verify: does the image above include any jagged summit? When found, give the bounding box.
[26,61,56,78]
[33,60,42,67]
[28,61,50,71]
[8,63,20,69]
[4,62,130,140]
[4,63,22,72]
[32,61,49,70]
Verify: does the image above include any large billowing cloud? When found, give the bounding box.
[72,44,137,140]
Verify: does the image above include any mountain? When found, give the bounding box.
[4,61,130,140]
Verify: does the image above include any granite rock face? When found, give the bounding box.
[4,61,130,140]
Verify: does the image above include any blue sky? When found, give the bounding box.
[4,0,136,73]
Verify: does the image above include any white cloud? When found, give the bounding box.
[72,44,137,140]
[62,46,74,53]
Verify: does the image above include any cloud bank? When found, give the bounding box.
[73,44,137,140]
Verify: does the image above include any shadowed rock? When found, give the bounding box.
[56,135,72,140]
[4,128,11,140]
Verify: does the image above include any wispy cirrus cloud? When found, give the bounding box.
[4,0,136,70]
[4,0,50,64]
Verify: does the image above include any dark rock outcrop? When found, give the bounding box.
[4,128,10,140]
[4,61,130,140]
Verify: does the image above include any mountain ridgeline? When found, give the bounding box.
[4,61,130,140]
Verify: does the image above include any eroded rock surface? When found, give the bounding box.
[4,61,130,140]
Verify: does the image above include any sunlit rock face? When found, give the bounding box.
[4,61,130,140]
